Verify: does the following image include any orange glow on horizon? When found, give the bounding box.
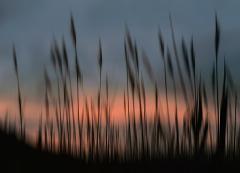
[0,90,215,127]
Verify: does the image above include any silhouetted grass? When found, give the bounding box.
[0,14,240,172]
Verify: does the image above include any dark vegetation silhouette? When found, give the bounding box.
[0,14,240,172]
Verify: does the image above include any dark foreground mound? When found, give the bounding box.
[0,129,240,173]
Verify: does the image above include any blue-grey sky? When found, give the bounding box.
[0,0,240,102]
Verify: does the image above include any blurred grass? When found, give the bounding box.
[0,14,239,172]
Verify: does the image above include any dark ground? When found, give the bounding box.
[0,129,240,173]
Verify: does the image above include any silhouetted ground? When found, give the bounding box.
[0,129,240,173]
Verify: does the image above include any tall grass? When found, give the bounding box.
[5,14,240,161]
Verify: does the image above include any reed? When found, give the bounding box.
[5,14,240,163]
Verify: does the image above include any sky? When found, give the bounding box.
[0,0,239,129]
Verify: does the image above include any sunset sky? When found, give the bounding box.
[0,0,239,131]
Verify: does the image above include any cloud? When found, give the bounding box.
[0,0,240,101]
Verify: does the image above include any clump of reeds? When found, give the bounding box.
[5,13,240,162]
